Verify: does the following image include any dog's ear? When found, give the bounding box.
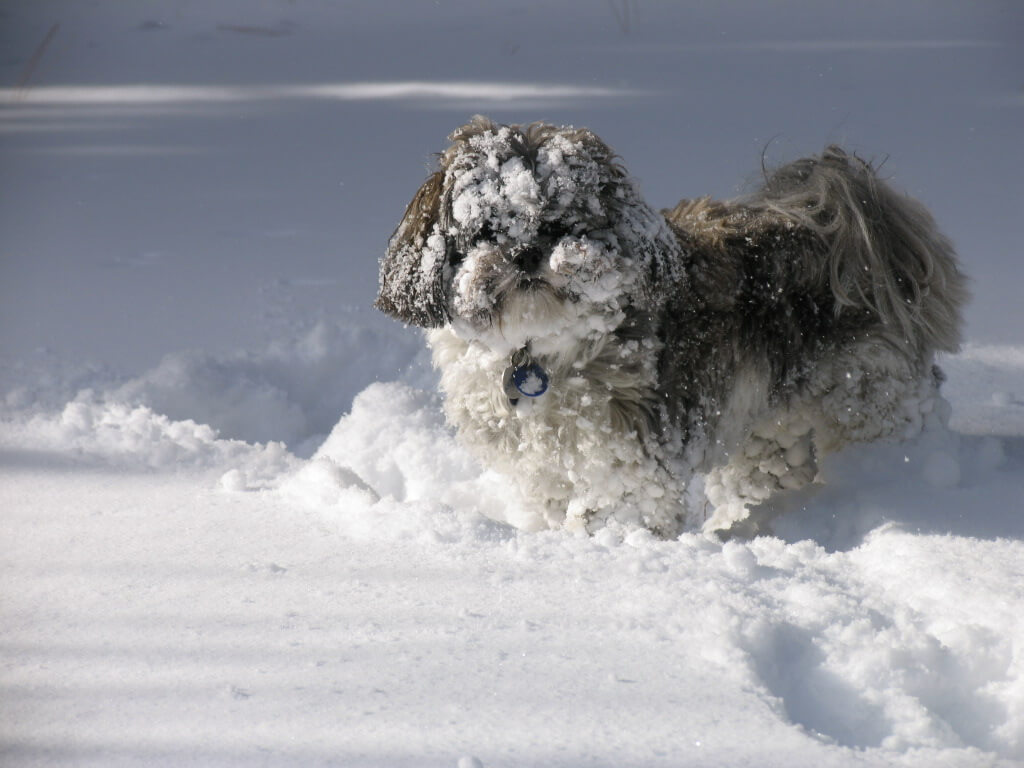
[375,170,452,327]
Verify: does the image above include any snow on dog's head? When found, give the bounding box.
[375,116,678,353]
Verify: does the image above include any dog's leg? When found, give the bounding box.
[704,411,819,534]
[706,343,951,537]
[560,453,691,539]
[813,343,950,455]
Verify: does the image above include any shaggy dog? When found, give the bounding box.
[376,117,967,537]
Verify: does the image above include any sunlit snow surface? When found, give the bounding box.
[2,2,1023,766]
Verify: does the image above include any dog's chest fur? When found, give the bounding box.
[428,323,692,533]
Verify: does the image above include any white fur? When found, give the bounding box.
[428,325,689,535]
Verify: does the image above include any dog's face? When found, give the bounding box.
[376,117,677,352]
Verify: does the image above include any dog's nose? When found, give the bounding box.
[516,246,544,274]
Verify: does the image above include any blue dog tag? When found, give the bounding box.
[512,362,549,397]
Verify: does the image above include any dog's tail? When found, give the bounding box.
[750,146,968,354]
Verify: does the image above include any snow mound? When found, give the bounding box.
[280,382,540,542]
[1,318,427,459]
[0,349,123,415]
[943,344,1024,437]
[110,319,425,456]
[0,396,297,486]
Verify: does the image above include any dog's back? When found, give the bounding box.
[663,147,969,532]
[667,147,968,360]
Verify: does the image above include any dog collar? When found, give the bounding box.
[502,346,549,406]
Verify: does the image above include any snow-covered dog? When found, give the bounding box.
[376,116,967,536]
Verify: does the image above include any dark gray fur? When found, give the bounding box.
[375,170,450,327]
[659,146,967,442]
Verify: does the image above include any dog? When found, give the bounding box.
[375,116,967,537]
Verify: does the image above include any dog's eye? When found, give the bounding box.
[446,241,464,267]
[474,223,495,244]
[538,223,569,241]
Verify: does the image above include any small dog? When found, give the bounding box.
[376,116,967,536]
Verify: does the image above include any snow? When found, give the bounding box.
[2,2,1023,766]
[4,332,1024,768]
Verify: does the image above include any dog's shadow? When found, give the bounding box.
[718,432,1024,552]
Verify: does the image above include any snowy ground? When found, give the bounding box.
[3,2,1024,767]
[3,338,1024,767]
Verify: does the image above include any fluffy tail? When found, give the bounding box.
[750,146,968,354]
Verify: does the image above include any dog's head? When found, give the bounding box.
[376,116,677,350]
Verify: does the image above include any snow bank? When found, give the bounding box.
[944,344,1024,437]
[0,397,297,488]
[281,382,545,540]
[763,426,1015,549]
[1,317,425,459]
[109,319,425,455]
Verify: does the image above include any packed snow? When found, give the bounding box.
[2,2,1023,767]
